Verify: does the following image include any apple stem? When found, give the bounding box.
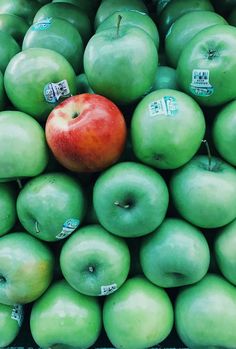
[116,15,122,37]
[35,221,40,234]
[88,266,95,273]
[202,139,212,171]
[114,201,130,209]
[16,178,23,190]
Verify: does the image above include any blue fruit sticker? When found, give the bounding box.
[56,218,80,240]
[32,17,52,31]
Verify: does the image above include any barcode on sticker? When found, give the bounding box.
[56,218,80,240]
[44,80,71,103]
[149,96,177,117]
[100,283,117,296]
[32,17,52,30]
[191,69,211,87]
[190,69,213,96]
[11,304,24,327]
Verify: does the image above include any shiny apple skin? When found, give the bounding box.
[4,47,77,122]
[0,13,29,43]
[45,93,127,173]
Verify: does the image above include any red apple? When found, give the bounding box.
[45,93,127,173]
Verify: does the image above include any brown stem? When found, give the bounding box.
[202,139,212,171]
[116,15,122,37]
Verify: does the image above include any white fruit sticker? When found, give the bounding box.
[149,96,178,117]
[100,283,118,296]
[11,304,24,327]
[56,218,80,240]
[190,69,214,96]
[32,17,52,30]
[44,79,71,103]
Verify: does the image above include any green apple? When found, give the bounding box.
[165,10,228,68]
[0,232,54,305]
[0,0,41,24]
[22,17,84,74]
[131,89,206,169]
[0,182,17,236]
[0,30,20,73]
[94,0,149,29]
[177,24,236,107]
[0,13,29,43]
[96,9,160,48]
[33,2,92,44]
[0,303,24,347]
[16,172,86,242]
[93,161,169,238]
[175,273,236,348]
[150,66,179,91]
[30,279,102,349]
[158,0,214,37]
[60,224,130,296]
[52,0,100,20]
[212,99,236,166]
[76,73,94,94]
[0,111,48,182]
[170,155,236,228]
[4,48,77,122]
[103,276,174,349]
[214,219,236,285]
[84,25,158,105]
[140,218,210,288]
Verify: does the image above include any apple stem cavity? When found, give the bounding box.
[35,221,40,234]
[72,111,80,119]
[116,15,122,38]
[114,201,131,209]
[202,139,212,171]
[207,49,217,60]
[0,276,6,283]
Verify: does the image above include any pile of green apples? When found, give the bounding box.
[1,0,236,348]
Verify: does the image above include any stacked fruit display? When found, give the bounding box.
[1,0,236,348]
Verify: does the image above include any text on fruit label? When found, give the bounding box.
[100,283,118,296]
[56,218,80,239]
[32,17,52,31]
[190,69,213,96]
[149,96,178,117]
[44,80,71,104]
